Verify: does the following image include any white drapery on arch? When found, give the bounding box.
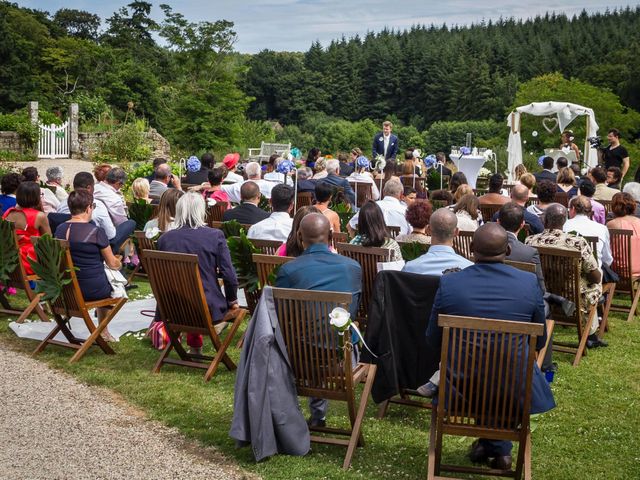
[506,101,599,180]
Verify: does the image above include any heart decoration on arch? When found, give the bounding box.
[542,116,559,134]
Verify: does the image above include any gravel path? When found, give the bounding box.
[0,342,255,480]
[14,158,95,185]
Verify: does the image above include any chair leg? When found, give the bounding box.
[126,263,140,285]
[376,399,390,419]
[152,342,174,373]
[204,309,247,381]
[627,282,640,322]
[69,309,118,363]
[573,307,596,367]
[16,293,44,324]
[427,408,437,480]
[598,284,615,338]
[32,324,62,356]
[536,319,554,369]
[342,364,376,470]
[523,430,532,480]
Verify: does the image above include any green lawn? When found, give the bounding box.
[1,282,639,479]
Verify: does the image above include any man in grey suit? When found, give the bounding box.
[497,202,545,292]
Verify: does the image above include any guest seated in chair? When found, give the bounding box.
[222,181,270,226]
[144,188,184,234]
[0,172,21,215]
[395,199,433,245]
[276,205,321,257]
[3,181,51,275]
[247,184,294,242]
[157,192,239,355]
[275,213,362,427]
[54,190,122,342]
[349,201,402,261]
[426,223,555,470]
[478,174,509,206]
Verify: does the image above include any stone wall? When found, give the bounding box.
[0,131,30,153]
[76,128,171,160]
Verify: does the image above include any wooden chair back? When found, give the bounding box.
[536,246,582,326]
[332,231,349,249]
[553,191,569,207]
[352,182,374,208]
[296,191,314,208]
[479,203,503,223]
[400,176,426,191]
[253,254,294,289]
[46,241,88,319]
[609,229,634,292]
[250,238,282,255]
[600,200,613,216]
[526,197,539,207]
[504,259,536,273]
[429,314,543,479]
[336,242,391,331]
[387,225,401,239]
[206,202,229,226]
[502,183,516,196]
[453,231,474,260]
[583,235,599,261]
[271,287,354,397]
[133,231,159,273]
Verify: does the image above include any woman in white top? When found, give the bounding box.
[347,156,380,200]
[144,188,184,234]
[453,193,480,232]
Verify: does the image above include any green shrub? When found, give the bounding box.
[0,150,37,163]
[94,123,153,164]
[0,112,38,146]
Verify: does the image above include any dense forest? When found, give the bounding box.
[1,1,639,162]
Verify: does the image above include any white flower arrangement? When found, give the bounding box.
[206,198,217,207]
[478,167,492,177]
[374,155,386,172]
[145,226,161,240]
[329,307,352,332]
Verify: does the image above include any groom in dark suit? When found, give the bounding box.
[372,121,399,160]
[426,223,555,470]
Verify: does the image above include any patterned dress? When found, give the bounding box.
[525,229,602,312]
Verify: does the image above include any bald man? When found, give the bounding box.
[403,208,472,275]
[490,184,543,234]
[426,223,554,469]
[275,213,362,428]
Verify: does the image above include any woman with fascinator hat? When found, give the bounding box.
[347,155,380,200]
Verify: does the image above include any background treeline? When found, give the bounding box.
[1,1,639,167]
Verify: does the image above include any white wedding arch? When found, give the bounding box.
[506,101,599,180]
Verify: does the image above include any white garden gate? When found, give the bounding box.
[38,121,69,159]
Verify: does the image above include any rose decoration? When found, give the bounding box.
[538,155,546,166]
[460,146,472,155]
[276,159,296,174]
[355,156,370,170]
[412,149,422,159]
[206,198,217,207]
[145,226,161,240]
[424,154,437,169]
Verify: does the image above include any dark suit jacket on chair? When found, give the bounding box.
[506,232,545,292]
[222,202,270,225]
[372,132,399,160]
[426,262,555,414]
[318,174,356,205]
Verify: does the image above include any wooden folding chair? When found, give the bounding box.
[428,315,544,480]
[144,250,247,381]
[504,260,555,368]
[296,191,314,208]
[271,287,377,470]
[387,225,401,239]
[0,221,49,323]
[453,231,474,260]
[336,242,391,333]
[32,240,126,363]
[253,253,294,290]
[249,238,282,255]
[352,182,373,209]
[600,200,613,217]
[583,235,615,335]
[206,202,229,226]
[553,191,569,207]
[609,228,640,322]
[126,231,160,283]
[332,231,349,249]
[536,246,596,367]
[478,203,503,223]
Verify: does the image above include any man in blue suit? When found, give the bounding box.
[275,213,362,427]
[317,159,356,205]
[426,223,555,470]
[372,121,399,160]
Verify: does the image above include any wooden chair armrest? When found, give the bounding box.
[85,297,126,309]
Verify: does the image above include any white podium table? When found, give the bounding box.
[449,154,487,189]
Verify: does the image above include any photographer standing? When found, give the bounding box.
[602,128,630,180]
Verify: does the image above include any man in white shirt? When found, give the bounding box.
[247,184,294,242]
[223,153,244,184]
[222,162,275,203]
[564,195,613,268]
[53,172,133,252]
[41,166,69,213]
[92,167,129,226]
[348,179,411,236]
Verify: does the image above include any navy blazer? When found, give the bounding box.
[492,208,543,235]
[275,243,362,321]
[318,174,355,205]
[222,202,270,225]
[372,132,399,160]
[426,262,555,414]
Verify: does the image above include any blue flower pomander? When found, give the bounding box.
[460,146,471,155]
[290,147,302,159]
[356,156,370,169]
[277,159,296,174]
[424,154,437,169]
[538,155,546,166]
[186,155,201,172]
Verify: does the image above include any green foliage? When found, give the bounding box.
[0,112,38,146]
[0,220,19,291]
[424,120,503,153]
[426,168,443,191]
[226,231,259,293]
[513,73,640,155]
[258,195,270,212]
[0,150,37,163]
[27,234,72,303]
[332,202,353,233]
[38,109,63,126]
[220,220,245,238]
[123,160,180,194]
[95,122,153,164]
[128,199,154,231]
[71,92,111,125]
[399,242,429,262]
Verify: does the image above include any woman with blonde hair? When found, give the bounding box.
[453,193,480,231]
[519,173,536,193]
[514,164,528,181]
[313,158,328,180]
[453,184,474,203]
[132,178,151,203]
[144,188,184,233]
[556,167,578,197]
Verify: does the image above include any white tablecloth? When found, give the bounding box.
[449,154,487,189]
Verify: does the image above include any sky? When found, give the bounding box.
[18,0,638,53]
